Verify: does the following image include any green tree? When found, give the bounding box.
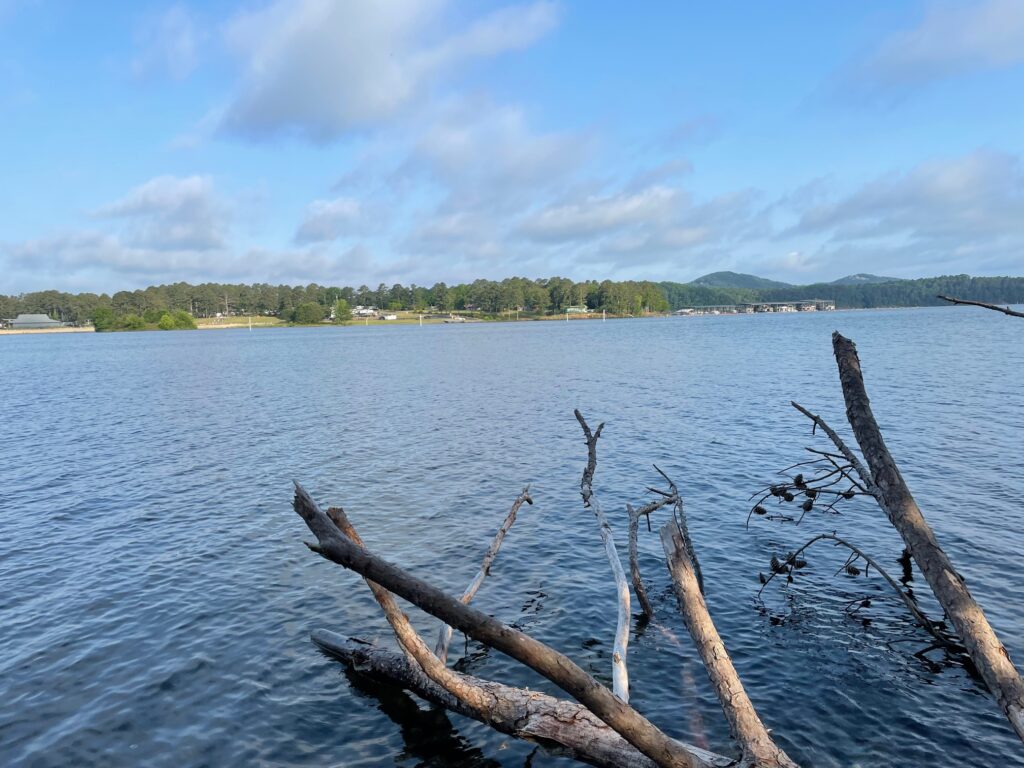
[292,302,325,324]
[171,310,197,329]
[158,313,176,330]
[91,306,116,331]
[333,299,352,324]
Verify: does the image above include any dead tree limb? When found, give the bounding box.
[655,465,705,595]
[790,402,876,495]
[294,482,706,768]
[322,505,496,714]
[832,331,1024,741]
[662,522,798,768]
[435,486,534,663]
[575,409,631,703]
[937,294,1024,318]
[313,630,734,768]
[757,532,956,649]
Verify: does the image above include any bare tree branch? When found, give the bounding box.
[790,402,876,496]
[293,481,704,768]
[937,295,1024,318]
[435,486,534,663]
[661,521,798,768]
[320,505,498,714]
[313,630,734,768]
[832,331,1024,742]
[575,409,631,703]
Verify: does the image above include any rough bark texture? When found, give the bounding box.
[313,630,735,768]
[832,331,1024,741]
[294,482,705,768]
[661,523,798,768]
[435,486,533,663]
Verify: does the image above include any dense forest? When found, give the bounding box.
[0,277,669,325]
[2,274,1023,326]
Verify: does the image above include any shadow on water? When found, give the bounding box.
[342,664,504,768]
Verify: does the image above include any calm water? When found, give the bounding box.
[2,308,1023,768]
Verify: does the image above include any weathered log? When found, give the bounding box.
[294,482,706,768]
[662,522,798,768]
[575,409,632,703]
[937,294,1024,318]
[435,486,533,663]
[832,331,1024,741]
[313,630,735,768]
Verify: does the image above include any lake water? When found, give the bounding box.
[2,308,1023,767]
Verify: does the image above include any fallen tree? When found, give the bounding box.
[937,294,1024,318]
[294,410,798,767]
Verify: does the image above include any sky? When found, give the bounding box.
[1,0,1024,294]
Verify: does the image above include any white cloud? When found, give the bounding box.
[294,197,365,243]
[520,186,679,241]
[859,0,1024,88]
[220,0,559,141]
[132,5,201,81]
[93,175,227,251]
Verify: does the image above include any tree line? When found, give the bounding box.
[2,274,1022,326]
[0,277,669,325]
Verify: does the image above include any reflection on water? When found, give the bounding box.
[1,307,1022,767]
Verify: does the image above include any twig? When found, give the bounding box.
[435,486,534,663]
[756,532,956,649]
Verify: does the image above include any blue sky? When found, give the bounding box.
[2,0,1023,293]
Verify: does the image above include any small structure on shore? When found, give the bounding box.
[674,299,836,316]
[2,313,66,330]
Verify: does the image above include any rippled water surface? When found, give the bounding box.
[2,308,1023,767]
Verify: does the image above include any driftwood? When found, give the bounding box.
[575,409,631,702]
[660,483,798,768]
[434,486,533,663]
[832,331,1024,741]
[313,630,733,768]
[294,481,715,768]
[937,294,1024,318]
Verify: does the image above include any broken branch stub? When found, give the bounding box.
[832,331,1024,742]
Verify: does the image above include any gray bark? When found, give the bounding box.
[833,331,1024,742]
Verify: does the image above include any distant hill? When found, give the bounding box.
[690,271,792,290]
[661,274,1024,311]
[831,273,902,285]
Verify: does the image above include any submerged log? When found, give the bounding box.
[313,630,734,768]
[832,331,1024,741]
[662,522,798,768]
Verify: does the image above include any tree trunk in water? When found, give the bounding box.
[661,523,798,768]
[832,331,1024,741]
